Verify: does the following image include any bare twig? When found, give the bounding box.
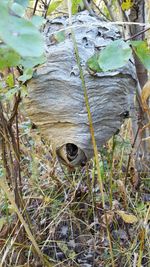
[82,0,103,20]
[125,27,150,41]
[8,92,21,126]
[91,0,112,21]
[125,126,140,186]
[102,0,116,21]
[33,0,40,15]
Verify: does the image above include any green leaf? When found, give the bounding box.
[47,0,62,15]
[31,16,46,29]
[0,46,21,70]
[6,74,14,88]
[18,68,33,83]
[20,54,46,68]
[11,2,25,17]
[98,39,132,71]
[14,0,29,8]
[0,1,44,57]
[87,53,102,72]
[131,40,150,70]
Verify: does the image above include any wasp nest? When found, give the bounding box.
[25,11,136,167]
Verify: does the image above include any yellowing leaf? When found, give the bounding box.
[121,0,134,11]
[141,80,150,112]
[131,40,150,70]
[116,210,138,224]
[47,0,62,15]
[117,180,127,208]
[44,196,52,203]
[72,0,83,15]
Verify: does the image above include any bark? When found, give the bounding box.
[129,0,147,87]
[129,0,150,174]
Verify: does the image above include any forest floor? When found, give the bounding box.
[0,118,150,267]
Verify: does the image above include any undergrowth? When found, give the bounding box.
[0,115,149,266]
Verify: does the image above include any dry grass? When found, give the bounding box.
[0,116,150,267]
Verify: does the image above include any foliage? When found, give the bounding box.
[0,46,20,69]
[0,0,45,83]
[72,0,84,14]
[47,0,63,15]
[0,1,44,58]
[98,39,132,71]
[87,39,150,72]
[131,40,150,70]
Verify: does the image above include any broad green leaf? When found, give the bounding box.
[18,68,33,83]
[0,46,21,70]
[14,0,29,8]
[131,40,150,70]
[98,39,132,71]
[0,2,44,57]
[20,54,46,68]
[11,2,25,17]
[116,210,138,224]
[47,0,62,15]
[31,16,46,29]
[121,0,133,11]
[87,53,102,72]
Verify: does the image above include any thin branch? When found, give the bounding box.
[8,92,21,126]
[116,0,131,38]
[33,0,40,15]
[102,0,116,21]
[125,27,150,41]
[82,0,104,20]
[91,0,111,21]
[125,126,140,185]
[117,0,129,22]
[49,21,150,37]
[44,0,51,18]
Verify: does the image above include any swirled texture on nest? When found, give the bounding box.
[25,11,136,167]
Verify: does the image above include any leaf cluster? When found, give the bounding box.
[87,39,150,72]
[0,0,45,83]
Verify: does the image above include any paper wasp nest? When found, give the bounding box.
[25,11,136,167]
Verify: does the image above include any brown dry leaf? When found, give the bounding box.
[102,211,114,225]
[116,210,138,224]
[0,224,10,239]
[116,180,127,208]
[141,80,150,112]
[130,166,139,189]
[0,217,6,232]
